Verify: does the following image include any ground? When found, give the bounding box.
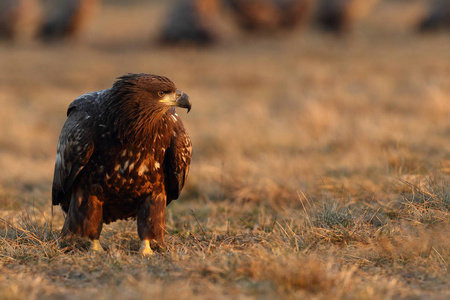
[0,0,449,299]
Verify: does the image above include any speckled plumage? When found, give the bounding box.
[52,74,192,251]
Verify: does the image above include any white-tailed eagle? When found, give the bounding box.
[52,73,192,256]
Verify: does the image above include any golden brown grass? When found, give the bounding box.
[0,0,449,299]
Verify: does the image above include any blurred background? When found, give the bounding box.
[0,0,449,212]
[1,2,449,297]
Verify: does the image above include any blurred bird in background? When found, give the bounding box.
[226,0,313,32]
[418,0,450,31]
[316,0,379,34]
[1,1,446,45]
[159,0,221,45]
[0,0,41,40]
[39,0,100,41]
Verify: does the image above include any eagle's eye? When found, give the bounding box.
[158,91,165,98]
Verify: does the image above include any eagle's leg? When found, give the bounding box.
[62,190,104,252]
[137,192,167,256]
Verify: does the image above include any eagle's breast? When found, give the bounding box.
[85,113,177,200]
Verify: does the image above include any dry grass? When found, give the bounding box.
[0,0,449,299]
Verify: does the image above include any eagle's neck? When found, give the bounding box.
[103,104,173,147]
[101,87,176,147]
[129,108,174,146]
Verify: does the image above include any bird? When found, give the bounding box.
[159,0,221,45]
[0,0,41,40]
[315,0,379,34]
[418,0,450,31]
[227,0,313,32]
[39,0,100,41]
[52,73,192,256]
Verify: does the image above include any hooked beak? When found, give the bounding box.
[175,90,192,113]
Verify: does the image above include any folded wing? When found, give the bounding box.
[163,122,192,205]
[52,98,96,211]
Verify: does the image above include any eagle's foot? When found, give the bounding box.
[90,239,105,253]
[140,240,154,257]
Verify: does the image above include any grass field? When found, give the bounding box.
[0,0,449,299]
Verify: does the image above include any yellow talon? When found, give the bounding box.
[140,240,153,257]
[90,239,105,253]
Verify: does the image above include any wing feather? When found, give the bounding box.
[163,123,192,205]
[52,97,97,209]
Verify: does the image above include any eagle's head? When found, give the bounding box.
[107,73,192,139]
[112,73,191,113]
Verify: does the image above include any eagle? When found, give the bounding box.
[52,73,192,256]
